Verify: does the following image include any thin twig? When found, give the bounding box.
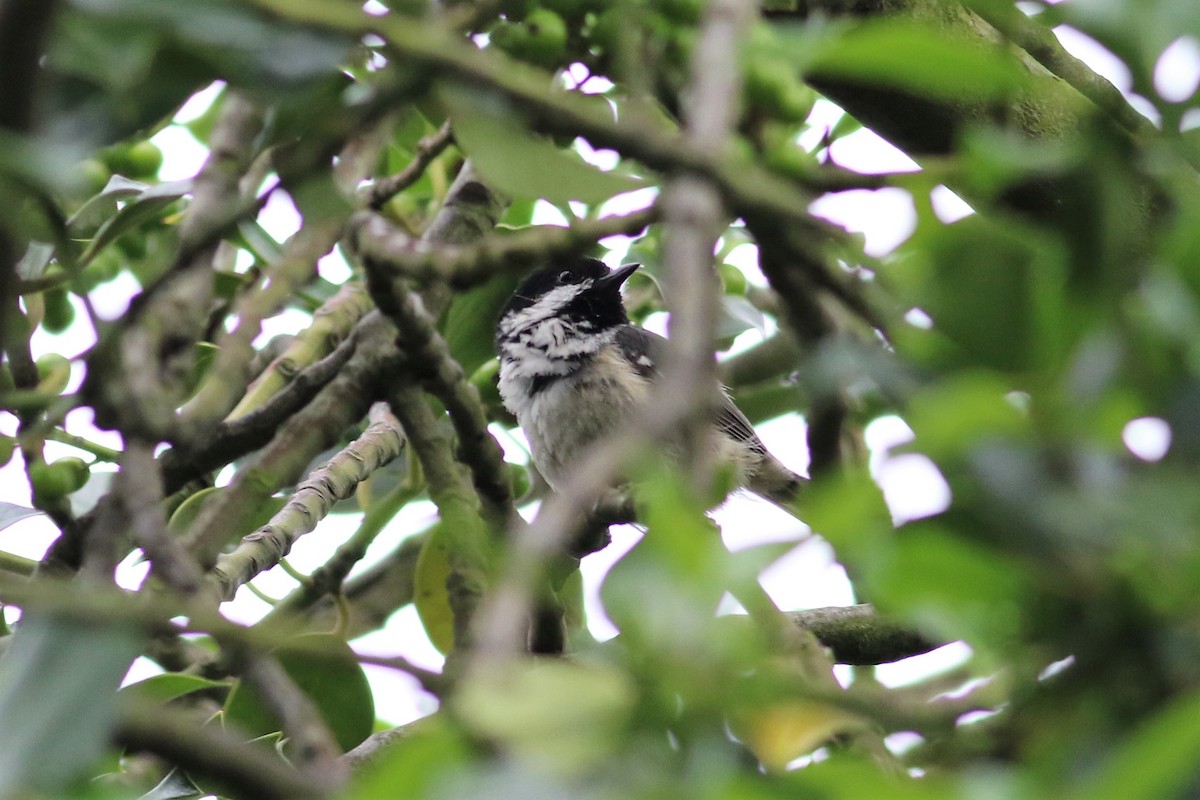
[348,205,657,290]
[366,120,455,209]
[116,703,333,800]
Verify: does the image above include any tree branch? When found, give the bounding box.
[249,0,819,224]
[386,382,489,650]
[208,403,406,601]
[365,120,455,210]
[115,704,333,800]
[161,323,362,494]
[347,206,657,291]
[360,256,512,523]
[790,604,943,665]
[182,312,404,571]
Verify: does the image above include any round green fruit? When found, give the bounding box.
[588,7,622,53]
[42,289,76,334]
[718,263,748,296]
[508,463,532,501]
[35,353,71,396]
[125,141,163,178]
[490,20,529,54]
[102,141,163,178]
[744,58,811,123]
[57,457,91,491]
[521,9,569,67]
[29,458,88,500]
[0,437,14,467]
[76,158,112,195]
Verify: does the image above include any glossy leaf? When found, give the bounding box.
[118,673,228,706]
[453,658,635,773]
[440,83,646,204]
[808,19,1026,100]
[442,270,523,379]
[223,633,374,752]
[0,617,141,795]
[80,180,191,265]
[167,486,286,542]
[413,522,457,655]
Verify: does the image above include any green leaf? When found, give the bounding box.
[872,519,1026,645]
[80,180,192,266]
[0,617,141,795]
[223,633,374,752]
[118,673,228,706]
[438,83,647,204]
[67,175,152,237]
[807,19,1026,100]
[413,522,458,655]
[900,215,1071,374]
[800,469,894,566]
[716,295,768,340]
[453,659,635,774]
[1084,690,1200,800]
[905,372,1027,461]
[168,486,285,536]
[233,220,283,266]
[15,242,56,281]
[442,270,523,378]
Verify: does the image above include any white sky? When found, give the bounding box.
[0,21,1194,726]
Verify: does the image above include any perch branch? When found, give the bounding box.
[161,325,361,494]
[347,206,657,290]
[116,704,332,800]
[208,404,406,601]
[360,258,512,523]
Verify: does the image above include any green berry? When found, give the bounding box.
[35,353,71,396]
[42,289,75,334]
[521,9,569,67]
[718,264,748,296]
[490,20,529,54]
[102,141,163,178]
[76,158,112,195]
[745,58,811,123]
[57,457,91,491]
[508,463,532,501]
[30,458,88,500]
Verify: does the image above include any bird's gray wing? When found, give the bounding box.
[613,326,768,455]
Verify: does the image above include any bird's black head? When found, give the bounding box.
[496,258,639,346]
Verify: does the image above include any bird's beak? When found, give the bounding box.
[597,263,640,291]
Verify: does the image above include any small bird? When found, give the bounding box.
[495,257,805,506]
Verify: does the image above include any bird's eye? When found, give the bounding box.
[556,271,571,284]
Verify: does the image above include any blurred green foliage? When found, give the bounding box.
[2,0,1200,798]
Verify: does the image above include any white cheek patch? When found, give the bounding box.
[525,318,597,354]
[498,282,592,338]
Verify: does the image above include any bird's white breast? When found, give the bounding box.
[498,347,650,490]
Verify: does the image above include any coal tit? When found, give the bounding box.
[495,258,805,505]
